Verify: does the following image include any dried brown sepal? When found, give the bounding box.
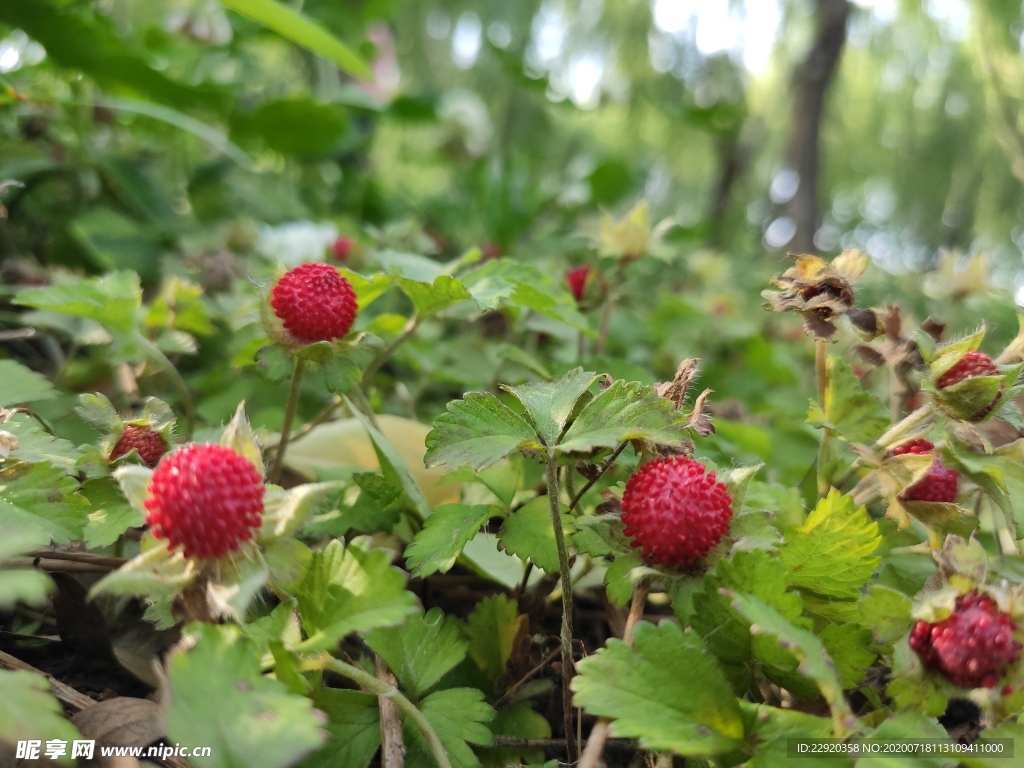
[762,251,868,339]
[653,358,715,443]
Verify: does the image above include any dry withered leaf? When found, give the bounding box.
[762,250,868,339]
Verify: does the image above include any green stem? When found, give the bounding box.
[136,334,196,438]
[546,455,578,763]
[815,338,830,497]
[268,358,305,484]
[569,441,627,512]
[315,655,452,768]
[349,384,381,429]
[594,296,614,356]
[362,315,419,385]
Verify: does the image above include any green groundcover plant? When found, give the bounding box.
[4,231,1024,768]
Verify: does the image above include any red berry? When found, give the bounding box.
[145,444,265,559]
[270,263,358,344]
[620,456,733,567]
[936,350,1003,420]
[888,440,958,503]
[910,593,1022,689]
[109,425,167,468]
[330,236,354,262]
[566,265,592,302]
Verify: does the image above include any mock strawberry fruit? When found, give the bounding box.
[330,236,354,262]
[566,265,592,303]
[620,456,733,567]
[910,592,1022,689]
[936,350,1003,420]
[270,262,358,344]
[145,443,265,559]
[888,440,958,503]
[109,424,168,468]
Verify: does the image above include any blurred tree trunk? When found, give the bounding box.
[782,0,851,253]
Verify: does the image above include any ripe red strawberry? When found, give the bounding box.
[330,236,354,262]
[910,592,1022,689]
[936,350,1003,420]
[145,444,265,559]
[620,456,733,567]
[565,265,592,303]
[110,424,167,468]
[888,440,958,503]
[270,262,358,344]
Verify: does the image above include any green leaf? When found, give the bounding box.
[466,594,524,686]
[322,333,385,395]
[365,607,469,698]
[0,359,56,407]
[218,0,369,77]
[232,99,347,156]
[508,281,592,334]
[221,402,265,477]
[339,269,394,309]
[81,477,145,548]
[807,357,889,443]
[727,592,857,737]
[858,710,949,768]
[167,624,325,768]
[604,550,648,607]
[425,392,540,471]
[344,397,432,519]
[779,490,881,600]
[0,670,82,749]
[571,621,745,756]
[502,368,600,446]
[497,496,572,573]
[0,461,89,544]
[481,704,551,768]
[404,688,494,768]
[260,481,346,540]
[396,275,473,317]
[301,689,380,768]
[405,503,494,578]
[76,392,120,432]
[818,623,876,688]
[858,585,914,648]
[295,538,418,652]
[3,413,82,470]
[90,537,196,600]
[557,380,690,455]
[15,271,141,334]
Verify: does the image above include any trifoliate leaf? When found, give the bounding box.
[4,412,81,470]
[571,621,745,756]
[301,689,380,768]
[397,275,473,317]
[0,461,89,544]
[15,270,142,334]
[167,624,325,768]
[365,607,469,698]
[294,538,419,652]
[0,359,56,407]
[466,595,525,686]
[727,592,856,737]
[557,380,690,455]
[345,397,432,518]
[502,368,600,446]
[404,687,494,768]
[425,392,541,471]
[779,490,880,600]
[497,496,572,574]
[405,503,494,578]
[0,670,82,749]
[807,356,889,443]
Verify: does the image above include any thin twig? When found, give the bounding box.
[493,645,562,709]
[491,736,637,752]
[815,338,830,497]
[546,455,577,763]
[0,649,95,711]
[362,316,419,385]
[577,580,650,768]
[10,558,114,574]
[569,442,627,512]
[27,550,126,568]
[376,655,406,768]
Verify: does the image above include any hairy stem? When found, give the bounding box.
[268,358,305,484]
[376,655,407,768]
[546,455,577,763]
[362,315,419,385]
[577,580,650,768]
[316,655,452,768]
[815,338,831,497]
[349,384,381,429]
[569,441,627,512]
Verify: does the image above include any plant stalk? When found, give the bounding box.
[268,357,305,484]
[363,316,419,385]
[317,655,452,768]
[546,455,577,763]
[815,338,830,497]
[136,334,196,438]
